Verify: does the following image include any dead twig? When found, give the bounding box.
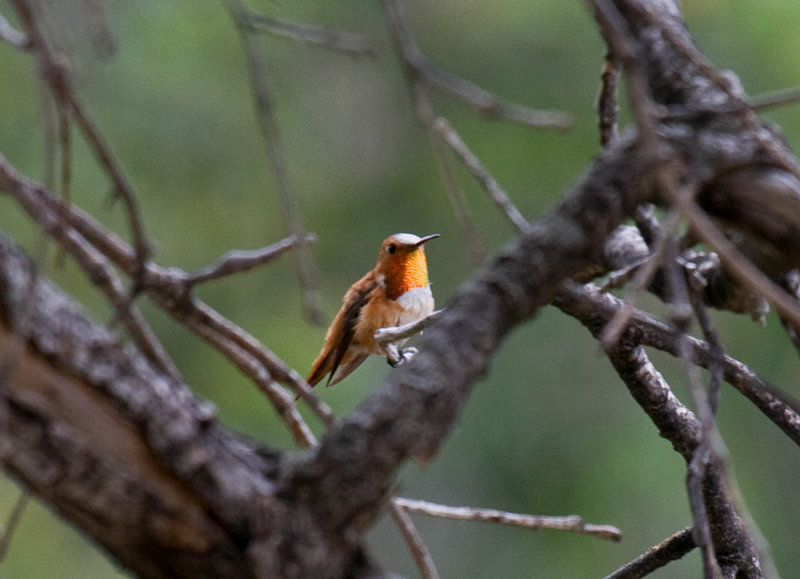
[751,85,800,112]
[374,310,442,349]
[0,490,30,563]
[383,0,486,264]
[242,11,381,56]
[393,498,622,542]
[224,0,323,326]
[173,234,317,288]
[389,498,440,579]
[603,527,695,579]
[432,117,530,232]
[0,10,29,49]
[382,0,571,131]
[11,0,153,287]
[0,153,334,439]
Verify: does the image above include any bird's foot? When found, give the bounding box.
[388,346,418,367]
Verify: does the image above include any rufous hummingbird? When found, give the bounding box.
[307,232,439,387]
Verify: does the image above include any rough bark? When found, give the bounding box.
[1,0,799,577]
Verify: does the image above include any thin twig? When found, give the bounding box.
[1,155,180,379]
[224,0,322,325]
[417,88,486,264]
[242,11,381,56]
[374,310,442,349]
[0,490,29,563]
[665,234,722,579]
[382,0,571,131]
[178,234,316,287]
[603,527,695,579]
[382,0,486,264]
[393,498,622,542]
[0,9,28,49]
[389,499,440,579]
[600,212,677,349]
[555,282,800,448]
[432,117,530,232]
[11,0,153,280]
[751,85,800,112]
[0,154,334,436]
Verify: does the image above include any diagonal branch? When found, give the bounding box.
[0,9,28,49]
[382,0,571,130]
[10,0,153,280]
[603,527,696,579]
[555,282,800,448]
[223,0,323,325]
[242,11,381,56]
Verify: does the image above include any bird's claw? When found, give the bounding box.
[388,346,418,367]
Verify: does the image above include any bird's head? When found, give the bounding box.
[377,233,439,299]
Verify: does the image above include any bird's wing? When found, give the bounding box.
[306,275,378,387]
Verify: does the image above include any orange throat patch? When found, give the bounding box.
[385,249,429,300]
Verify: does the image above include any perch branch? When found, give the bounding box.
[374,310,442,349]
[0,152,335,438]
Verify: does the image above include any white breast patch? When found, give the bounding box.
[396,285,434,325]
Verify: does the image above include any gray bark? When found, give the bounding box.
[1,0,799,577]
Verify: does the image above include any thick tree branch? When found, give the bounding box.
[0,235,281,578]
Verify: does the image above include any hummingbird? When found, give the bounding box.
[307,232,439,387]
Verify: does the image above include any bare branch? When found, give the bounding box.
[374,310,442,349]
[603,527,695,579]
[242,11,381,56]
[10,0,153,279]
[555,282,800,449]
[223,0,323,325]
[0,490,29,563]
[600,212,676,348]
[0,9,28,49]
[432,117,530,232]
[178,234,317,288]
[393,498,622,542]
[0,152,335,439]
[601,343,761,576]
[389,499,440,579]
[751,85,800,112]
[382,0,571,130]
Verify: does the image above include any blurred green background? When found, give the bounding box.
[1,0,799,577]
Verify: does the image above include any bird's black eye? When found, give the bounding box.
[386,243,397,254]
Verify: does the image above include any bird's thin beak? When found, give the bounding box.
[415,234,440,247]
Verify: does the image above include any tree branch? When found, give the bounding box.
[603,527,696,579]
[393,498,622,542]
